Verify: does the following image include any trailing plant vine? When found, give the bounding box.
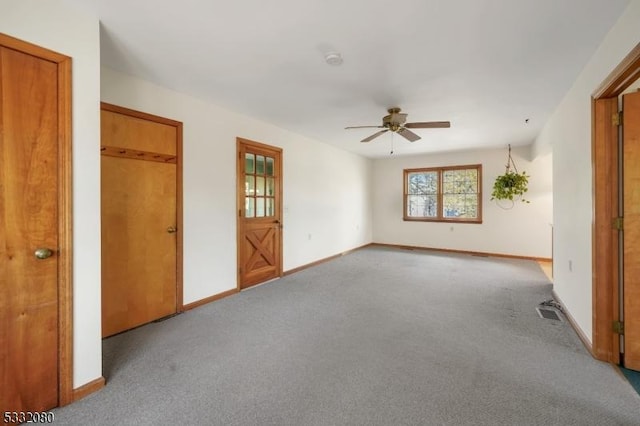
[491,145,530,209]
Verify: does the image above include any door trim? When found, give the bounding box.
[236,137,283,290]
[100,102,184,311]
[0,33,73,405]
[592,42,640,363]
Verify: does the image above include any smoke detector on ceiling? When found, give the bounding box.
[325,52,343,66]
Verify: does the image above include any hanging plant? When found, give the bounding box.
[491,145,530,208]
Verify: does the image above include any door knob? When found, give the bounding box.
[34,248,54,259]
[167,226,178,234]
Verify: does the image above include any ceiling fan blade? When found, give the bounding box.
[397,128,421,142]
[361,129,389,143]
[404,121,451,129]
[345,125,385,129]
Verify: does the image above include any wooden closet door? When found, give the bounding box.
[623,91,640,370]
[101,106,181,337]
[0,45,59,411]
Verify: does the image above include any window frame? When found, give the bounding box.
[403,164,483,224]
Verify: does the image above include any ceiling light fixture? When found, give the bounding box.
[325,52,343,66]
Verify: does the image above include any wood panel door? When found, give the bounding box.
[623,90,640,370]
[237,138,282,289]
[0,36,72,411]
[101,104,183,337]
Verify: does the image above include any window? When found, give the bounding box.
[404,164,482,223]
[244,152,276,218]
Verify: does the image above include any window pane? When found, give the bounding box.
[266,157,274,176]
[256,155,265,175]
[443,169,477,194]
[266,177,275,196]
[245,153,255,174]
[442,170,455,181]
[266,198,274,217]
[408,171,438,195]
[443,194,463,217]
[442,178,454,193]
[466,179,478,193]
[443,194,478,219]
[245,197,255,218]
[466,170,478,193]
[407,195,438,217]
[245,176,255,196]
[256,176,265,196]
[464,194,478,218]
[256,197,265,217]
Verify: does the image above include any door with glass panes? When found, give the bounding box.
[237,138,282,289]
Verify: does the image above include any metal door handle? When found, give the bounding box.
[167,226,178,234]
[34,248,54,259]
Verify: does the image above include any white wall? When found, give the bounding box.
[533,1,640,342]
[372,146,553,258]
[0,1,102,387]
[101,67,373,304]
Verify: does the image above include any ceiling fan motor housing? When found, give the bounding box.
[383,108,407,130]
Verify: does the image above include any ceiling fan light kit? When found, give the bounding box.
[345,107,450,143]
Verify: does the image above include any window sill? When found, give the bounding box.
[403,217,483,224]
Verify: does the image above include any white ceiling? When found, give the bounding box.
[65,0,629,158]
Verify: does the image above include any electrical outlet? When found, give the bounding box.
[569,260,572,272]
[308,233,312,240]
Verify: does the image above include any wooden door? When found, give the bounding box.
[0,37,72,411]
[101,104,182,337]
[237,138,282,289]
[623,90,640,370]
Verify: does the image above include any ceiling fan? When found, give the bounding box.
[345,107,450,143]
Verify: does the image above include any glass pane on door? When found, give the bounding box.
[256,155,265,175]
[245,197,255,218]
[256,176,265,196]
[256,197,265,217]
[266,198,274,216]
[266,177,275,196]
[245,176,255,195]
[266,157,274,176]
[245,153,255,174]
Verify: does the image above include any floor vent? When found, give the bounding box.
[536,307,561,321]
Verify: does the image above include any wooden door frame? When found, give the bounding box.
[592,42,640,363]
[100,102,184,312]
[0,33,73,405]
[236,137,283,290]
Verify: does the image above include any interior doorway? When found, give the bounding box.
[592,43,640,369]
